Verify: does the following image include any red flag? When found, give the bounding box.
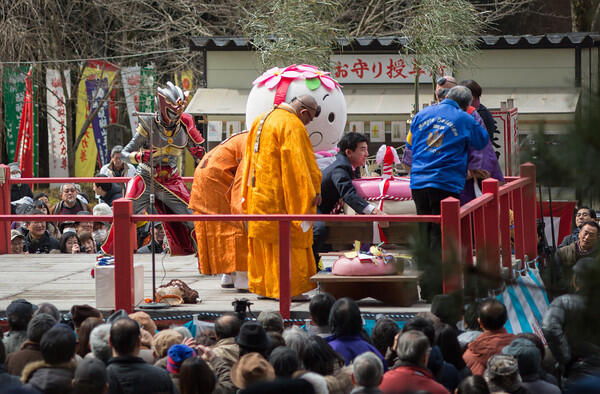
[14,67,34,178]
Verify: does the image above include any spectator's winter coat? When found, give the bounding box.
[22,229,60,254]
[463,328,515,375]
[2,330,28,354]
[22,360,76,394]
[427,345,460,391]
[6,340,43,377]
[107,355,176,394]
[379,362,449,394]
[0,363,21,389]
[326,335,387,370]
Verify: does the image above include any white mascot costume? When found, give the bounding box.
[245,64,347,169]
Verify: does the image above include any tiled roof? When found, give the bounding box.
[190,33,600,51]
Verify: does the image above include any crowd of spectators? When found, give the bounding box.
[2,283,598,394]
[9,178,164,255]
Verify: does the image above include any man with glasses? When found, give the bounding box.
[560,206,596,247]
[51,183,90,215]
[241,94,323,301]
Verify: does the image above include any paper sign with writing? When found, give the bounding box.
[331,55,450,84]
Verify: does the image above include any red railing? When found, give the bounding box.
[0,163,537,318]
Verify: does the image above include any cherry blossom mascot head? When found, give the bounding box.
[245,64,347,169]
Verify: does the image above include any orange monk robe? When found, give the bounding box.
[189,132,248,275]
[240,105,322,298]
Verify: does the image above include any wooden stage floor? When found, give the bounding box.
[0,254,428,320]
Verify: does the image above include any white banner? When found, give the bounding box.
[46,69,70,183]
[331,54,450,84]
[122,66,141,133]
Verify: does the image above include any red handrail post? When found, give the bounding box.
[499,193,512,270]
[520,163,538,261]
[482,179,501,283]
[279,220,291,319]
[0,165,10,254]
[441,197,461,294]
[113,198,135,312]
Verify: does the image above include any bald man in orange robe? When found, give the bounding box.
[189,132,249,290]
[241,95,322,299]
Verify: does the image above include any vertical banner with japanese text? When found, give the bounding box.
[121,66,141,133]
[85,78,111,167]
[46,69,71,181]
[15,67,34,178]
[176,70,196,176]
[75,61,118,177]
[139,65,156,113]
[3,65,38,176]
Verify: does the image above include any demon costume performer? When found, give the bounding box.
[101,82,204,255]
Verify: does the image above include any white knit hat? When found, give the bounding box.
[93,203,113,216]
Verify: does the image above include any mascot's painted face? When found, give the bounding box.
[245,64,347,152]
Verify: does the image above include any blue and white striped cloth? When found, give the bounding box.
[495,262,550,339]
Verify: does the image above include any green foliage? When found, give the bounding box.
[523,93,600,194]
[240,0,348,72]
[401,0,486,74]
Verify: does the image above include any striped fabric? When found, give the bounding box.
[495,262,550,341]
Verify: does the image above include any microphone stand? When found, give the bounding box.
[135,111,170,310]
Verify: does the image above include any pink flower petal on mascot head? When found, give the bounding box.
[320,75,337,90]
[282,64,299,72]
[297,64,319,72]
[253,67,281,86]
[280,70,302,80]
[264,74,283,90]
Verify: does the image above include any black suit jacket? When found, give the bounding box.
[319,153,370,214]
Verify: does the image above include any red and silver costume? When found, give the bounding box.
[101,82,204,255]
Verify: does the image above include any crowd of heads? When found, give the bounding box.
[9,180,164,255]
[2,286,600,394]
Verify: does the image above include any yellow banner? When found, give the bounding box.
[75,62,118,177]
[175,70,197,177]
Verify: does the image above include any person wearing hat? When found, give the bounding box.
[166,344,197,391]
[8,162,33,203]
[10,229,25,254]
[92,203,112,247]
[137,222,166,253]
[231,352,276,390]
[483,354,528,393]
[236,322,271,359]
[2,299,36,354]
[501,338,560,394]
[99,145,136,178]
[542,257,600,384]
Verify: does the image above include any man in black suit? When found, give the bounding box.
[313,132,385,266]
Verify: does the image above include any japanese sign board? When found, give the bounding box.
[46,69,70,181]
[331,55,449,84]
